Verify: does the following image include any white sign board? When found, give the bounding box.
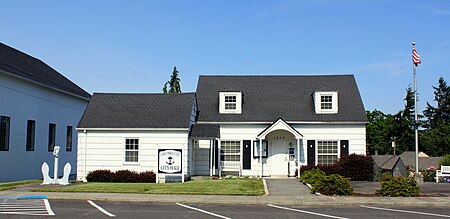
[158,149,182,174]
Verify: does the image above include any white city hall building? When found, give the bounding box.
[77,75,367,182]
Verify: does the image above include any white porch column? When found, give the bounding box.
[210,140,213,176]
[297,138,301,178]
[259,138,263,178]
[218,140,222,177]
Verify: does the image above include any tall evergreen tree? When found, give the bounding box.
[421,77,450,156]
[391,86,416,153]
[423,77,450,129]
[162,66,182,93]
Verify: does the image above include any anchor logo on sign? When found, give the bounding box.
[166,156,175,165]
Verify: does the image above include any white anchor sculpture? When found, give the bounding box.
[41,146,71,185]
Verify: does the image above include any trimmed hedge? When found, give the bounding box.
[300,154,374,181]
[311,174,353,195]
[378,176,419,197]
[86,170,156,183]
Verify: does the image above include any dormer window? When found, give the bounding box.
[314,91,338,114]
[219,92,242,114]
[225,95,237,110]
[321,95,333,110]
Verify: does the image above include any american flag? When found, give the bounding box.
[412,48,421,65]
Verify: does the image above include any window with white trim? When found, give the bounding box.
[314,91,338,114]
[220,141,240,162]
[125,138,139,162]
[317,140,338,165]
[219,92,242,114]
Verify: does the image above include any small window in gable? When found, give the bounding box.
[320,95,333,110]
[225,95,237,110]
[219,92,242,114]
[314,91,338,114]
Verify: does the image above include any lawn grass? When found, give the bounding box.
[34,178,265,196]
[0,180,42,191]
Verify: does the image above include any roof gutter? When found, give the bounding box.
[195,121,369,125]
[76,128,189,131]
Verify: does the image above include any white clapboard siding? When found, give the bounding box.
[77,130,189,181]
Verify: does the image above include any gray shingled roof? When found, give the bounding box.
[190,124,220,138]
[399,151,443,170]
[78,93,196,129]
[0,42,90,99]
[195,75,367,123]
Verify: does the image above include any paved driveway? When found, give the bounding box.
[265,178,313,197]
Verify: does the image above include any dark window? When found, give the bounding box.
[48,123,56,152]
[224,95,237,110]
[0,116,10,151]
[320,95,333,110]
[26,120,35,151]
[66,126,73,152]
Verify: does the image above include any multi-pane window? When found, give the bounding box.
[220,141,240,162]
[320,95,333,110]
[48,123,56,152]
[66,126,73,152]
[0,116,10,151]
[125,138,139,162]
[224,95,237,110]
[317,141,338,165]
[26,120,35,151]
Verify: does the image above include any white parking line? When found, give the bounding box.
[176,203,231,219]
[268,204,348,219]
[360,205,450,218]
[87,200,116,217]
[0,198,52,216]
[44,199,55,216]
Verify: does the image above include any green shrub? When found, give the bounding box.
[440,154,450,166]
[378,176,419,197]
[311,174,353,195]
[300,168,326,185]
[335,154,374,181]
[300,165,338,175]
[421,166,437,182]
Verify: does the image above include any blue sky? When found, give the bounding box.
[1,0,449,114]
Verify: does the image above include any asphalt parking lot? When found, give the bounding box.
[2,199,450,218]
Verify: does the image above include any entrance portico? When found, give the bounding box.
[256,118,303,177]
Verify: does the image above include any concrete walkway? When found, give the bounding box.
[1,180,450,206]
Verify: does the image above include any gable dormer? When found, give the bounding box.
[219,91,242,114]
[314,91,338,114]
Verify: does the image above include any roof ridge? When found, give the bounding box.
[92,92,196,95]
[199,74,354,77]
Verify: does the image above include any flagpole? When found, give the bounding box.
[412,42,420,180]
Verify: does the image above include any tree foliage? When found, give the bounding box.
[366,77,450,157]
[163,66,181,93]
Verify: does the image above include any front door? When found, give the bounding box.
[268,140,288,176]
